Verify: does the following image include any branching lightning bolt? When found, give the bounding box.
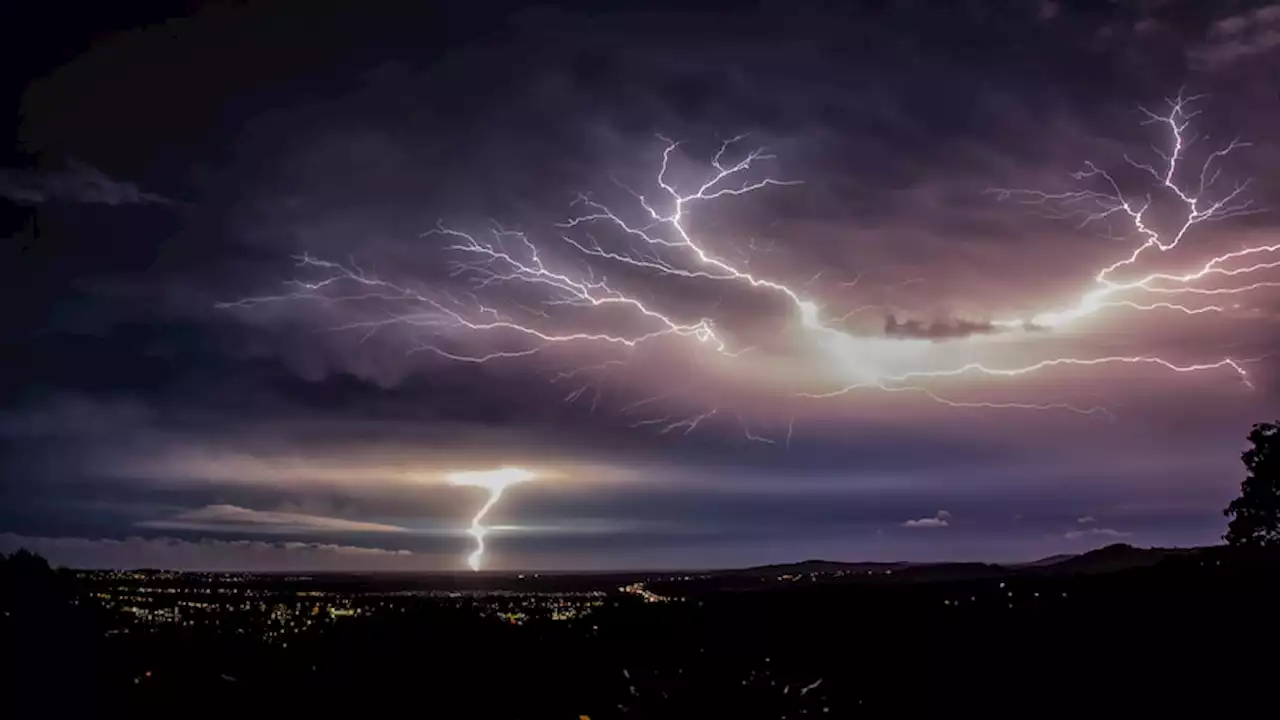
[223,93,1268,438]
[989,92,1270,331]
[807,91,1265,404]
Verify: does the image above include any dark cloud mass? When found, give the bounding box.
[3,0,1280,571]
[0,160,170,206]
[883,315,999,341]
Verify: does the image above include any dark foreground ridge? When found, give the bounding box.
[3,545,1277,717]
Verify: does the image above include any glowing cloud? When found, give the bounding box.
[903,510,952,528]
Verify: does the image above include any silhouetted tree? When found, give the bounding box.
[1224,422,1280,548]
[2,548,52,575]
[0,548,61,614]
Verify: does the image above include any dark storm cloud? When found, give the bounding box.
[9,364,1239,510]
[4,0,1279,569]
[882,314,999,341]
[0,160,169,205]
[1188,3,1280,69]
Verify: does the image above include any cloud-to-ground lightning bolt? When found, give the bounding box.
[444,467,538,571]
[222,93,1266,431]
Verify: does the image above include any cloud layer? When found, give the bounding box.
[0,533,419,572]
[1064,527,1132,541]
[136,504,410,535]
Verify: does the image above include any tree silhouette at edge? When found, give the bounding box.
[1224,421,1280,548]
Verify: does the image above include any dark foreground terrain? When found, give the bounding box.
[3,545,1277,718]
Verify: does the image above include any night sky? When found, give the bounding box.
[4,0,1279,572]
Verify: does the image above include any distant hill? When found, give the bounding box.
[712,560,905,577]
[1009,553,1077,569]
[1023,544,1190,575]
[700,559,1020,585]
[693,545,1204,587]
[891,562,1012,583]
